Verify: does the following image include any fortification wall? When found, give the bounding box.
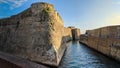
[72,28,80,40]
[80,25,120,62]
[0,2,76,67]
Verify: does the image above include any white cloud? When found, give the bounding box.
[0,0,8,3]
[0,0,28,9]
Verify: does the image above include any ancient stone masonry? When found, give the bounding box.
[80,25,120,62]
[0,2,80,67]
[72,28,80,40]
[68,26,81,40]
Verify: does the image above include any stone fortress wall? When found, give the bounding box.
[0,2,80,67]
[80,25,120,62]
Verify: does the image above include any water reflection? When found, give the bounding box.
[59,41,120,68]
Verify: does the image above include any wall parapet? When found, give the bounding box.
[80,25,120,62]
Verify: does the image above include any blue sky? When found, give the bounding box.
[0,0,120,33]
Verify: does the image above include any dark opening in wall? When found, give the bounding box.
[72,29,75,40]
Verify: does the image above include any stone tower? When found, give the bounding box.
[0,2,68,66]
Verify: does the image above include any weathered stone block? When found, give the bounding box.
[72,28,80,40]
[0,2,75,66]
[80,25,120,63]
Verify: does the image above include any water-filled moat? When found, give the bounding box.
[59,41,120,68]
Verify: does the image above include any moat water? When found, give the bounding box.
[59,41,120,68]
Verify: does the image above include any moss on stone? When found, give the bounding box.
[43,7,51,13]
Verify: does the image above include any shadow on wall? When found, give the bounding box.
[57,35,72,65]
[71,29,80,40]
[80,25,120,63]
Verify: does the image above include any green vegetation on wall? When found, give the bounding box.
[43,7,51,13]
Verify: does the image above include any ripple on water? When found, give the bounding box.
[59,41,120,68]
